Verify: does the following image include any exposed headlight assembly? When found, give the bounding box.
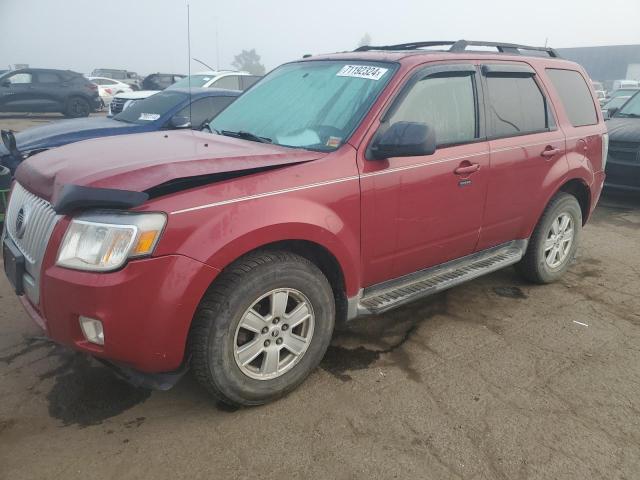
[56,212,166,272]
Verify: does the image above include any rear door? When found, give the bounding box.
[360,64,490,285]
[476,62,567,250]
[32,70,66,111]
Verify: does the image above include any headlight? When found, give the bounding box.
[56,211,166,272]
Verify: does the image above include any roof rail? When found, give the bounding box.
[354,39,560,58]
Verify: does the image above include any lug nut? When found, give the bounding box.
[273,317,280,324]
[282,324,289,331]
[261,327,269,334]
[264,340,270,347]
[276,338,283,345]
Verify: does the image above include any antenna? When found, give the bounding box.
[187,2,192,127]
[192,57,215,71]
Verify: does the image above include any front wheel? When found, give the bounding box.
[189,251,335,406]
[516,192,582,284]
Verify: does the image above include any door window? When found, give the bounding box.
[37,72,61,83]
[6,73,33,84]
[388,73,478,146]
[484,72,551,138]
[211,75,240,90]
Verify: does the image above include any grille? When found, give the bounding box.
[4,183,59,304]
[609,141,640,164]
[109,97,127,115]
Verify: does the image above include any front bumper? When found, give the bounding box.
[18,253,220,373]
[604,160,640,192]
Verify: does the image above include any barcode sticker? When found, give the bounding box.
[336,65,388,80]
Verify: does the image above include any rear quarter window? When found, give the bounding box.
[545,69,598,127]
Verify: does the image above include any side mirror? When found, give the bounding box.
[608,107,619,118]
[169,115,192,129]
[369,121,436,160]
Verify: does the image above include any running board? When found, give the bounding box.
[356,240,528,317]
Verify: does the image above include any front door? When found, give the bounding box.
[0,71,35,112]
[359,64,489,286]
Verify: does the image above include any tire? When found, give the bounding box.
[516,192,582,284]
[189,250,335,406]
[64,96,91,118]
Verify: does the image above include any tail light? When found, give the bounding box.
[105,88,112,94]
[602,133,609,170]
[87,82,98,91]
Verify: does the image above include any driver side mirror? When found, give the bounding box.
[169,115,192,129]
[607,107,619,119]
[369,121,436,160]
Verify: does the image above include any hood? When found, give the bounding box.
[15,130,326,202]
[606,117,640,142]
[14,116,136,153]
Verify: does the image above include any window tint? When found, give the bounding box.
[177,96,236,128]
[6,73,33,84]
[485,74,549,137]
[212,75,240,90]
[37,72,61,83]
[546,69,598,127]
[388,74,477,146]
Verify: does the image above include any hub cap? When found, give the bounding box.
[233,288,315,380]
[544,213,574,269]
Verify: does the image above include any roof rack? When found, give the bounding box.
[354,40,560,58]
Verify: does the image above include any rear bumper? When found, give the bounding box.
[20,254,220,373]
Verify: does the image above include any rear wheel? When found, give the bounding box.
[64,96,91,118]
[189,251,335,406]
[516,192,582,284]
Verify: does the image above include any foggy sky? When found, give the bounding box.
[1,0,639,76]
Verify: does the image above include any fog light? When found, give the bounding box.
[79,316,104,345]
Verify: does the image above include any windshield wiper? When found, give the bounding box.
[219,129,272,144]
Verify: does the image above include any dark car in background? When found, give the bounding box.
[91,68,141,90]
[0,88,239,173]
[0,68,101,117]
[142,73,186,90]
[605,90,640,192]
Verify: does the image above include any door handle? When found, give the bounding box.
[454,163,480,175]
[541,146,561,158]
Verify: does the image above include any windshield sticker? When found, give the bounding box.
[326,136,342,148]
[337,65,388,81]
[138,113,161,121]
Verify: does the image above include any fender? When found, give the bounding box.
[154,186,362,297]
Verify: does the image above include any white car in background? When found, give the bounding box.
[87,76,133,108]
[107,70,260,115]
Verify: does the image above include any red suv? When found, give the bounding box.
[2,40,607,406]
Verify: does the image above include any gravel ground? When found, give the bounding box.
[1,115,639,480]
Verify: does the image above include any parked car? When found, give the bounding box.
[611,79,640,91]
[109,71,260,115]
[607,87,640,101]
[604,90,640,192]
[602,94,634,118]
[595,89,607,106]
[0,88,239,173]
[167,70,262,91]
[91,68,141,90]
[0,68,101,117]
[3,40,606,406]
[87,76,133,108]
[142,73,186,91]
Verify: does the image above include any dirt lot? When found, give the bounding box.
[1,115,639,480]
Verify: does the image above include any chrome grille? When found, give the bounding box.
[4,183,59,304]
[109,97,127,115]
[609,141,640,164]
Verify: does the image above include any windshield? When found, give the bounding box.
[606,96,631,110]
[615,92,640,117]
[168,74,214,89]
[209,60,396,151]
[610,89,639,99]
[113,91,186,124]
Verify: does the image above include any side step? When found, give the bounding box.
[357,240,527,316]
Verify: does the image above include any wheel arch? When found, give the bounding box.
[558,178,591,225]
